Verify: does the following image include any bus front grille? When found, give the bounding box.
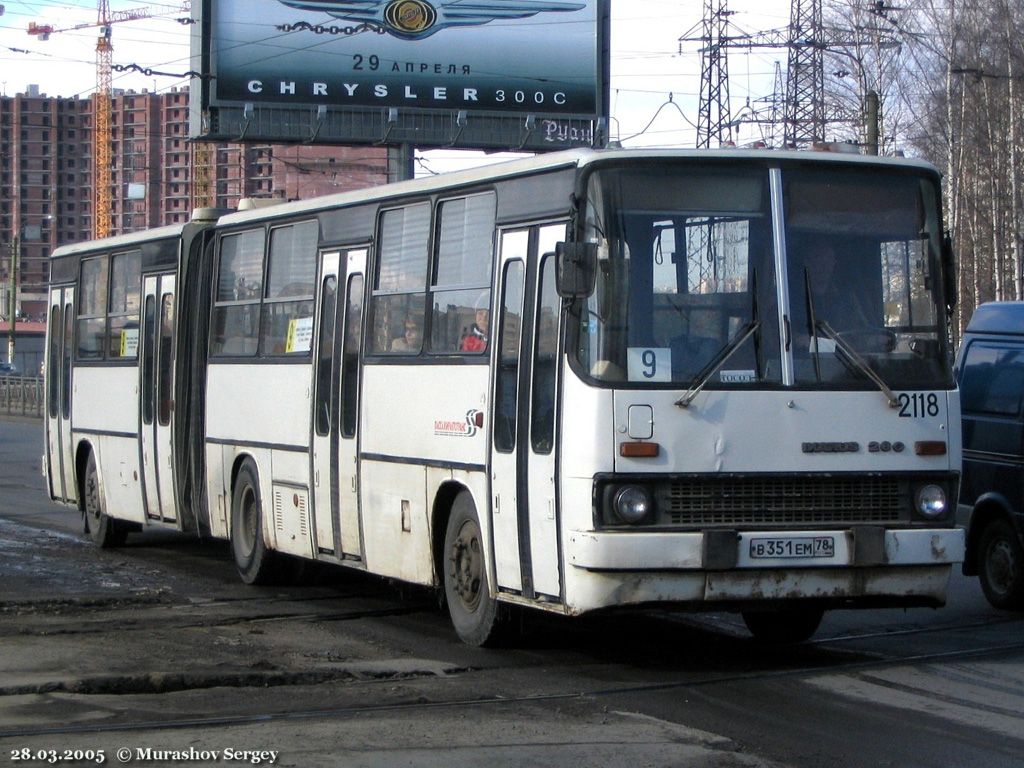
[657,476,907,527]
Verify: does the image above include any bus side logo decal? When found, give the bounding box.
[434,409,483,438]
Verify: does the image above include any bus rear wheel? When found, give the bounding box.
[443,492,508,646]
[231,461,277,585]
[978,519,1024,610]
[742,606,824,644]
[82,452,127,548]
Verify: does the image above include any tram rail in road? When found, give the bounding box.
[2,415,1024,768]
[2,605,1023,740]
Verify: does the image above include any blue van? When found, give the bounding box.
[955,301,1024,609]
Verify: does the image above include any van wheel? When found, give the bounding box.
[82,452,127,548]
[978,519,1024,610]
[231,461,277,585]
[742,606,824,644]
[443,492,510,646]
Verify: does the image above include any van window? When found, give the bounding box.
[960,343,1024,417]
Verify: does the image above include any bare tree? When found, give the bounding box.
[821,0,913,150]
[860,0,1024,339]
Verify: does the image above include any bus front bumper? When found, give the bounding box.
[568,527,964,571]
[563,527,964,612]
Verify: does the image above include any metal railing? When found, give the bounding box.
[0,376,45,418]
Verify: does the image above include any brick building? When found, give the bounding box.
[1,84,388,320]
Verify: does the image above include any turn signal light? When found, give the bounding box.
[619,442,660,458]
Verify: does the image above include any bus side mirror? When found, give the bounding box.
[942,233,957,310]
[555,241,598,298]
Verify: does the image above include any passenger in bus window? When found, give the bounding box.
[461,294,489,352]
[391,314,423,352]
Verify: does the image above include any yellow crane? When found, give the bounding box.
[29,1,192,238]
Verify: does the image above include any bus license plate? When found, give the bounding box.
[749,536,836,559]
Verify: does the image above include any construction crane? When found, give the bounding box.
[29,2,191,238]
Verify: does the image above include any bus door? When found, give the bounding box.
[45,286,75,502]
[490,224,564,600]
[525,226,564,599]
[312,251,341,555]
[338,249,366,558]
[311,248,366,560]
[140,274,178,523]
[491,231,526,592]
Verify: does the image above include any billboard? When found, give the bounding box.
[190,0,609,152]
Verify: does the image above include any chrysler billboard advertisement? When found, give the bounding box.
[191,0,609,151]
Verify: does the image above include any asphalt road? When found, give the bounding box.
[1,416,1023,768]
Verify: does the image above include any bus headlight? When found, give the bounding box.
[613,486,653,525]
[915,484,947,518]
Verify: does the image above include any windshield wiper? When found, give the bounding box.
[804,269,823,382]
[814,320,899,408]
[803,269,897,408]
[676,320,760,408]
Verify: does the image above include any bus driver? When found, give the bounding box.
[803,239,872,333]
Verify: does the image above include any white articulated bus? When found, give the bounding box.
[45,148,964,645]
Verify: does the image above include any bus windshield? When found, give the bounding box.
[572,162,952,391]
[785,167,951,389]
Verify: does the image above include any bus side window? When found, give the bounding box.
[108,250,141,359]
[494,260,525,452]
[531,256,559,454]
[211,229,264,357]
[62,304,72,418]
[77,256,108,359]
[158,293,175,426]
[370,204,429,354]
[142,295,156,425]
[314,275,338,436]
[47,304,61,418]
[261,222,317,356]
[341,275,364,439]
[430,193,496,355]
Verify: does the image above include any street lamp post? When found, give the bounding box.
[7,233,17,367]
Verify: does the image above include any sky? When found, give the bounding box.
[0,0,795,172]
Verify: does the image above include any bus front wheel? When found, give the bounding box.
[231,461,276,585]
[443,492,508,646]
[742,606,824,644]
[82,452,127,548]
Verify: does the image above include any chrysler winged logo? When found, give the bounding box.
[385,1,437,34]
[278,0,587,39]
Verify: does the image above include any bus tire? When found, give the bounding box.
[742,606,824,644]
[443,492,507,646]
[82,452,127,548]
[231,461,276,586]
[978,519,1024,610]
